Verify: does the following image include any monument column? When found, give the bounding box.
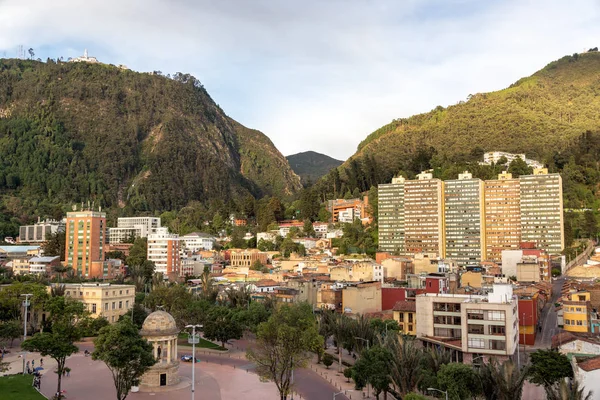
[167,339,171,363]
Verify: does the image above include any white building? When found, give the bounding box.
[180,232,216,252]
[19,218,65,243]
[29,256,60,274]
[416,284,518,360]
[338,208,359,223]
[69,49,100,63]
[108,217,161,244]
[147,228,181,275]
[482,151,544,169]
[257,232,279,243]
[313,223,328,238]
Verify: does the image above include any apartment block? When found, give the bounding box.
[147,228,181,276]
[329,262,384,282]
[19,218,65,243]
[327,197,370,224]
[62,283,135,323]
[65,210,106,278]
[180,232,216,252]
[444,172,485,267]
[378,176,405,254]
[393,301,417,335]
[404,172,445,257]
[229,249,268,268]
[416,284,518,359]
[108,217,161,244]
[519,169,564,254]
[484,172,521,262]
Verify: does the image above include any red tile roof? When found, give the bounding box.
[577,355,600,371]
[392,301,416,312]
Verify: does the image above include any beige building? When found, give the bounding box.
[484,172,521,262]
[65,210,106,278]
[229,249,268,268]
[139,310,180,390]
[378,176,406,254]
[62,283,135,323]
[444,172,485,267]
[381,257,413,280]
[10,258,31,275]
[404,172,445,257]
[329,262,384,282]
[413,253,441,275]
[416,284,518,360]
[520,169,564,254]
[460,271,483,289]
[342,282,382,315]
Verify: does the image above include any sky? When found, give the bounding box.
[1,0,599,160]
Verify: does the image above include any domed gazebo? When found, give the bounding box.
[139,310,181,390]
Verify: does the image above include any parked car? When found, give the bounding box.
[181,355,199,363]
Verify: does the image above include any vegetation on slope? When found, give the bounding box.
[0,58,301,234]
[286,151,343,186]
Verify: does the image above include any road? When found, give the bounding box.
[535,276,565,348]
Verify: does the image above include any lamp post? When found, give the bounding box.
[428,387,449,400]
[354,337,369,350]
[21,293,32,376]
[185,324,203,400]
[333,390,352,399]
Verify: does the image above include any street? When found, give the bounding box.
[535,276,565,348]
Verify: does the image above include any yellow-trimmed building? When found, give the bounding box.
[62,283,135,323]
[392,301,417,335]
[563,291,592,333]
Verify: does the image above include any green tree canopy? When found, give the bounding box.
[203,306,243,347]
[93,316,156,400]
[528,349,573,387]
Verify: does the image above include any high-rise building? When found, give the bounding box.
[444,172,485,267]
[378,176,405,254]
[108,217,161,244]
[147,228,181,276]
[484,172,521,262]
[520,168,564,254]
[404,172,445,257]
[65,210,106,277]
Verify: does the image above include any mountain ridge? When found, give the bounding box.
[286,150,342,185]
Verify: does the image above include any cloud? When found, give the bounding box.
[1,0,599,160]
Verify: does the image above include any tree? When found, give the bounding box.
[404,394,428,400]
[22,296,85,397]
[93,317,156,400]
[437,362,480,400]
[0,319,21,347]
[507,157,533,177]
[322,352,334,368]
[303,219,316,238]
[28,48,34,59]
[126,238,148,268]
[230,227,246,249]
[251,259,265,271]
[528,349,573,387]
[385,334,423,397]
[42,231,66,261]
[479,359,529,400]
[545,378,593,400]
[352,345,393,399]
[247,303,322,400]
[344,367,353,382]
[144,285,194,328]
[582,210,598,239]
[321,311,352,372]
[203,306,242,347]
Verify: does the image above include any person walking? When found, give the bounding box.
[40,358,43,367]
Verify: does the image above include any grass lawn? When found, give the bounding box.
[0,374,46,400]
[177,333,227,351]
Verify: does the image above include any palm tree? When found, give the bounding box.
[199,266,218,302]
[322,311,353,372]
[352,314,376,354]
[479,359,529,400]
[51,264,70,282]
[545,378,593,400]
[385,334,423,396]
[51,284,66,297]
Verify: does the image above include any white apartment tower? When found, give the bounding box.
[108,217,161,244]
[147,228,180,276]
[378,176,405,254]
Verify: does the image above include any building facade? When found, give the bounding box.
[519,169,564,254]
[108,217,161,244]
[444,172,485,267]
[147,228,181,276]
[62,283,135,323]
[180,232,216,252]
[64,210,106,278]
[404,172,445,257]
[484,172,521,262]
[378,176,405,254]
[229,249,268,268]
[19,218,65,243]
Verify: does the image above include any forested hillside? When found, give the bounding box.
[286,151,342,185]
[0,59,301,234]
[312,51,600,211]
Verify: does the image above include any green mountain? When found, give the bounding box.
[318,51,600,211]
[286,151,342,185]
[0,59,301,221]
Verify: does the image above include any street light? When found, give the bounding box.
[21,293,32,376]
[333,390,353,399]
[428,387,448,400]
[185,324,203,400]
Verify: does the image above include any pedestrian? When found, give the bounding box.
[40,358,43,366]
[26,361,30,370]
[32,359,35,368]
[66,367,70,377]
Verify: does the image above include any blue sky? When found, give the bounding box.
[1,0,599,160]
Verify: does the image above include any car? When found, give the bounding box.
[181,355,199,363]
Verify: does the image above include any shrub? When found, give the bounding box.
[322,353,334,369]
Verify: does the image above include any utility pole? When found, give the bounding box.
[186,324,203,400]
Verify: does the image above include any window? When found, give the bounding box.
[577,320,583,326]
[112,302,116,310]
[576,308,582,312]
[120,290,122,295]
[126,290,129,294]
[488,311,505,321]
[399,313,404,322]
[408,313,413,323]
[119,301,122,309]
[105,303,109,311]
[468,338,485,349]
[111,316,115,322]
[92,304,97,313]
[408,324,413,332]
[126,301,129,308]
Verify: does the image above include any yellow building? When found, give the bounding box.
[563,291,592,333]
[329,262,384,282]
[10,258,31,275]
[342,282,382,315]
[65,210,107,278]
[62,283,135,323]
[393,301,416,335]
[460,271,483,289]
[413,253,441,275]
[484,172,521,262]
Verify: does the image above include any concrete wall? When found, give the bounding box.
[342,282,382,314]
